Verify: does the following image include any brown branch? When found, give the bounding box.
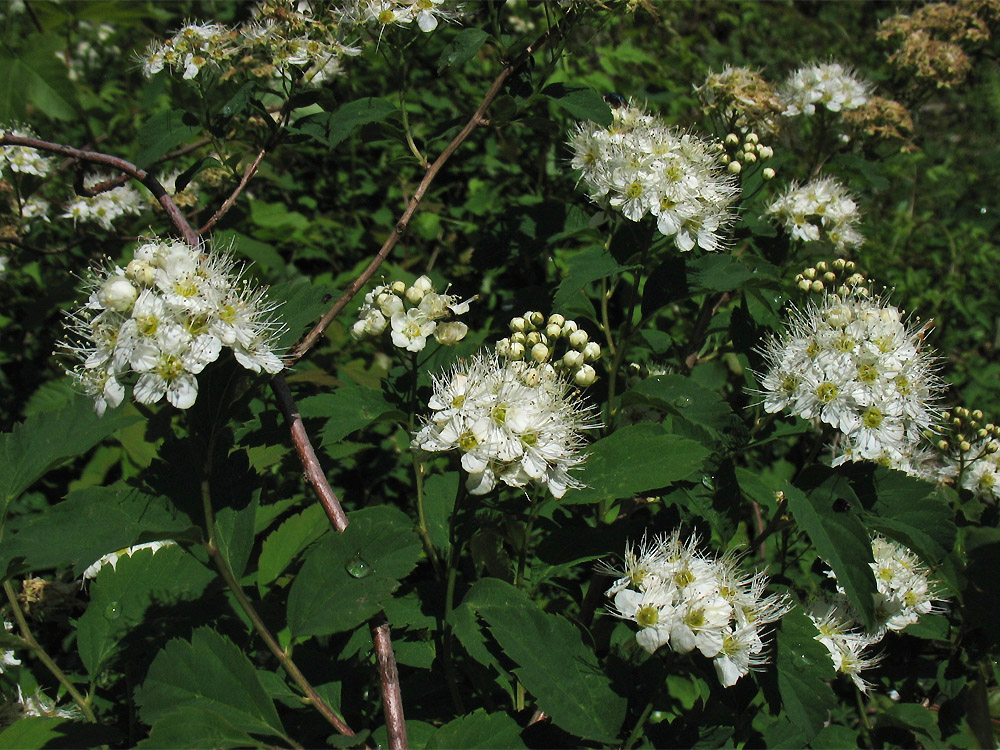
[199,146,268,234]
[288,11,578,364]
[372,614,408,750]
[62,136,212,195]
[0,133,199,246]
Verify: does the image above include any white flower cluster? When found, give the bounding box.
[336,0,464,33]
[0,687,82,725]
[758,290,942,472]
[61,237,285,416]
[0,125,53,177]
[1,621,19,674]
[142,3,359,85]
[82,540,177,580]
[605,532,791,687]
[780,61,872,116]
[568,103,739,252]
[412,351,597,497]
[351,275,473,352]
[937,407,1000,500]
[496,311,601,387]
[765,177,864,250]
[62,174,145,231]
[810,534,939,692]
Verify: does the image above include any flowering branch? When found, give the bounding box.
[289,9,580,364]
[0,133,199,247]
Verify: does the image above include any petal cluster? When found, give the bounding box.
[351,275,473,352]
[412,351,597,498]
[605,532,791,687]
[336,0,465,34]
[61,173,145,231]
[60,237,286,415]
[765,177,863,250]
[779,61,872,116]
[568,103,740,252]
[0,124,54,177]
[810,534,940,691]
[758,290,942,472]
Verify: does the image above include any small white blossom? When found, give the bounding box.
[0,125,54,177]
[780,61,872,117]
[765,177,864,250]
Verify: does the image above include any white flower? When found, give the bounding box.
[568,103,739,252]
[780,61,872,117]
[765,177,864,250]
[1,622,20,674]
[413,351,596,498]
[0,125,54,177]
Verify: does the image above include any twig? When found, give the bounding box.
[683,291,731,371]
[372,614,408,750]
[270,373,350,532]
[288,10,579,364]
[62,137,212,194]
[199,146,268,234]
[0,133,199,247]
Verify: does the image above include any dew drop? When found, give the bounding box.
[674,396,692,408]
[104,602,121,620]
[346,552,372,578]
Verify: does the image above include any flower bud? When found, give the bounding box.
[746,132,759,144]
[126,259,156,286]
[526,331,542,346]
[547,313,565,327]
[721,154,731,165]
[574,364,597,387]
[568,329,589,348]
[803,267,816,280]
[824,272,836,283]
[545,323,563,339]
[758,145,773,159]
[527,311,544,327]
[531,342,550,362]
[816,261,829,273]
[562,320,578,335]
[734,150,745,162]
[434,322,468,345]
[798,279,812,291]
[937,440,949,451]
[833,258,846,271]
[744,152,757,163]
[979,428,989,438]
[510,317,526,333]
[961,441,972,452]
[562,350,584,369]
[762,167,775,180]
[725,133,740,146]
[811,280,824,293]
[973,410,984,420]
[508,342,525,360]
[582,341,602,361]
[99,277,138,311]
[511,332,526,345]
[743,142,756,153]
[988,443,999,454]
[727,161,742,175]
[391,280,407,294]
[350,319,368,340]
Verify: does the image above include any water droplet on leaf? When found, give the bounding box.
[674,396,692,408]
[104,602,121,620]
[346,553,372,578]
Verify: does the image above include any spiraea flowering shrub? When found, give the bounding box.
[60,236,284,414]
[3,2,1000,748]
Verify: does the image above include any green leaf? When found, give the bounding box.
[0,397,140,521]
[462,578,626,743]
[544,83,613,126]
[266,278,339,351]
[0,718,68,749]
[249,200,310,232]
[291,98,396,148]
[298,386,399,446]
[775,609,837,743]
[437,28,490,71]
[423,709,526,749]
[287,506,421,639]
[77,545,215,677]
[140,707,263,749]
[566,423,710,504]
[785,480,877,629]
[257,503,328,591]
[215,495,258,580]
[135,627,287,742]
[214,229,286,273]
[552,246,634,312]
[1,483,197,577]
[879,702,941,742]
[422,471,458,553]
[136,109,201,169]
[622,374,734,437]
[688,254,753,293]
[809,724,859,749]
[0,35,77,122]
[447,602,516,703]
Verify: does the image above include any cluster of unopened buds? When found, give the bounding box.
[720,131,775,179]
[795,258,869,297]
[938,407,1000,501]
[496,311,601,387]
[350,275,474,353]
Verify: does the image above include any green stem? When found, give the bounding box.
[3,581,96,723]
[412,454,443,577]
[748,495,789,554]
[441,481,468,714]
[514,500,540,590]
[622,699,654,750]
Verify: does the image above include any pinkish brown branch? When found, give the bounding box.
[0,133,200,247]
[200,146,267,234]
[373,614,408,750]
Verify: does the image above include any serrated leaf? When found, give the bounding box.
[0,397,140,520]
[1,483,198,577]
[77,545,215,677]
[879,702,941,741]
[298,386,399,446]
[0,35,77,122]
[688,254,753,293]
[544,83,613,126]
[136,110,201,169]
[266,278,339,351]
[447,602,516,703]
[785,481,877,629]
[463,578,625,743]
[860,467,955,564]
[423,709,526,749]
[215,495,258,580]
[437,28,489,71]
[139,707,263,749]
[135,628,287,742]
[622,374,734,437]
[775,609,837,742]
[290,98,395,148]
[566,423,710,504]
[0,718,68,749]
[287,506,421,639]
[215,229,286,273]
[552,246,634,312]
[257,503,328,591]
